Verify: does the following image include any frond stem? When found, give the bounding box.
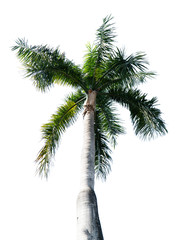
[51,96,86,133]
[98,78,122,91]
[46,66,88,92]
[94,62,121,89]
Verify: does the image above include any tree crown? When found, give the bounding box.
[12,15,167,179]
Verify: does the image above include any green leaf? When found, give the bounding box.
[90,15,116,87]
[94,109,112,180]
[96,15,116,51]
[95,48,155,90]
[108,87,168,139]
[96,94,125,147]
[83,43,99,83]
[36,90,86,178]
[12,38,87,92]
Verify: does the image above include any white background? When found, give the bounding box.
[0,0,190,239]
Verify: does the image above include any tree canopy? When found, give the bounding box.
[12,15,167,179]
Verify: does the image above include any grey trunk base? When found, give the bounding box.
[77,188,104,240]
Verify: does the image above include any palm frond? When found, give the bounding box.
[94,109,112,180]
[96,94,125,147]
[108,87,168,139]
[83,43,100,87]
[96,14,116,53]
[95,48,155,90]
[12,38,87,92]
[36,90,86,178]
[88,15,116,87]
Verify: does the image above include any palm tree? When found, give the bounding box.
[12,15,167,240]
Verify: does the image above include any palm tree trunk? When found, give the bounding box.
[77,90,104,240]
